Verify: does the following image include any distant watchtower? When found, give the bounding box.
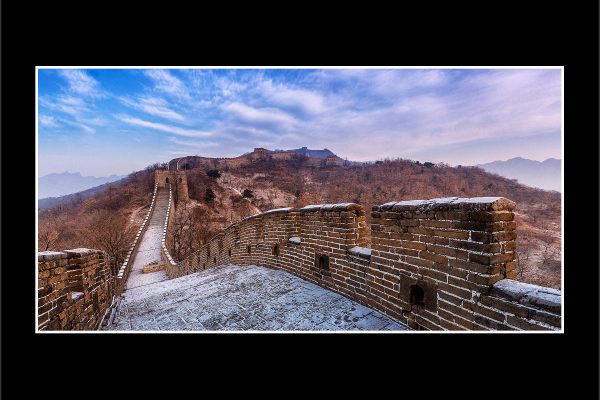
[252,148,270,160]
[155,169,189,202]
[324,155,338,166]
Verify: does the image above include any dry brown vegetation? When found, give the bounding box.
[38,167,156,273]
[39,156,561,288]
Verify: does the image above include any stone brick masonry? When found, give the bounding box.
[163,196,561,331]
[38,248,114,330]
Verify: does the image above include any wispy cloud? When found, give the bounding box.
[144,70,191,101]
[61,119,96,134]
[221,102,297,128]
[39,68,562,176]
[59,70,105,98]
[39,70,110,137]
[39,115,59,128]
[169,137,219,148]
[116,115,212,137]
[258,79,327,115]
[119,96,187,122]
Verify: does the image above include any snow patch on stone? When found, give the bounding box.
[264,207,292,214]
[492,279,561,313]
[349,246,371,259]
[288,236,301,245]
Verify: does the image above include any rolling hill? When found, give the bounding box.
[38,148,562,289]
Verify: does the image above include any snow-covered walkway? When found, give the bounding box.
[125,188,169,290]
[110,264,407,331]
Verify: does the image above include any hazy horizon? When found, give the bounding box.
[38,68,562,176]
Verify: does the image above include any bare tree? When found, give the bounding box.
[170,202,217,261]
[38,215,62,251]
[85,210,135,276]
[515,235,535,280]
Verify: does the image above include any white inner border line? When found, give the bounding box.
[35,66,564,334]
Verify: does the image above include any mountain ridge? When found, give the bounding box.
[39,171,125,198]
[476,157,561,192]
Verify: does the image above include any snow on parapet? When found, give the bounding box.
[64,248,102,256]
[492,279,561,313]
[288,236,301,245]
[299,203,360,212]
[374,196,515,212]
[263,207,293,215]
[38,251,68,261]
[349,246,372,259]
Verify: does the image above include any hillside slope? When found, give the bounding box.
[38,154,561,289]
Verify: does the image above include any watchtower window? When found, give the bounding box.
[247,245,251,254]
[228,249,232,257]
[409,284,425,306]
[272,243,280,257]
[315,254,329,270]
[166,177,169,184]
[213,257,216,264]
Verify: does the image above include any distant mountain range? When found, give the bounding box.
[39,172,125,199]
[477,157,561,192]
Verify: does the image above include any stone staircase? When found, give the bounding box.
[123,187,170,291]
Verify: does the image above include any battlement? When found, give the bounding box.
[38,248,114,330]
[162,196,561,331]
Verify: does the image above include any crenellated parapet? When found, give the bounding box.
[161,196,561,331]
[38,248,114,330]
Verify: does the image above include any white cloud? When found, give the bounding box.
[39,115,59,128]
[59,70,105,98]
[214,75,246,97]
[116,115,212,138]
[259,80,327,115]
[221,102,297,127]
[61,119,95,134]
[144,70,191,100]
[119,96,187,122]
[169,137,218,147]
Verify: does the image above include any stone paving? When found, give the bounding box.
[109,264,407,331]
[125,188,170,290]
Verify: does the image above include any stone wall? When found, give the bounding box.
[164,196,561,331]
[38,248,114,330]
[155,170,188,202]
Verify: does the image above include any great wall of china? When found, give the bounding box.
[38,164,562,331]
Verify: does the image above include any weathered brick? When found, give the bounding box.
[449,239,501,253]
[419,251,448,265]
[466,272,504,286]
[506,315,552,331]
[439,282,472,299]
[420,220,452,229]
[479,295,529,318]
[399,240,427,251]
[426,244,468,260]
[469,252,514,265]
[465,301,507,322]
[403,256,435,269]
[438,299,474,321]
[471,231,517,244]
[419,235,450,246]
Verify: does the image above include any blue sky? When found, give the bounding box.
[38,68,561,177]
